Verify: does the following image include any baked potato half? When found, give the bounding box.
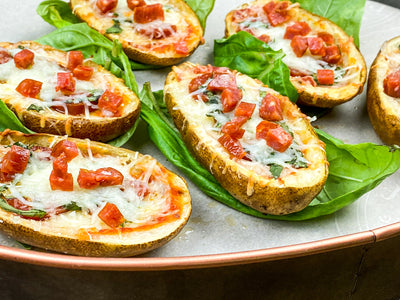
[367,35,400,146]
[70,0,204,66]
[225,0,367,108]
[0,41,140,142]
[164,62,328,215]
[0,130,191,257]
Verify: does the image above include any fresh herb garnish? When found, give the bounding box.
[0,196,47,219]
[106,19,122,34]
[63,201,81,211]
[27,104,44,112]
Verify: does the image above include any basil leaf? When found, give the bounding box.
[0,100,34,134]
[214,32,298,102]
[27,104,44,112]
[106,19,122,34]
[293,0,366,47]
[0,197,47,219]
[184,0,215,29]
[63,201,81,211]
[36,0,79,29]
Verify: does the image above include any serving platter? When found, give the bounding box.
[0,0,399,270]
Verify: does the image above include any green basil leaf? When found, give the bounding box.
[0,101,34,134]
[184,0,215,29]
[36,0,79,29]
[63,201,81,211]
[27,104,44,112]
[214,31,298,102]
[106,19,122,34]
[0,196,47,219]
[293,0,366,47]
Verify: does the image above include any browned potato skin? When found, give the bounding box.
[70,0,204,66]
[367,36,400,146]
[164,63,329,215]
[0,41,140,142]
[225,0,367,108]
[0,130,192,257]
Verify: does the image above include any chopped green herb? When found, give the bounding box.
[269,163,283,178]
[0,196,46,219]
[63,201,81,211]
[27,104,44,112]
[106,19,122,34]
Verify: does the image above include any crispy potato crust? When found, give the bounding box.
[0,130,191,257]
[0,41,140,142]
[164,62,329,215]
[225,0,367,108]
[367,35,400,146]
[70,0,204,66]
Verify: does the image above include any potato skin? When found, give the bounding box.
[225,0,367,108]
[70,0,204,66]
[0,41,140,142]
[0,130,191,257]
[164,62,329,215]
[367,36,400,146]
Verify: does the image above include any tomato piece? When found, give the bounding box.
[72,65,93,81]
[14,49,34,69]
[259,93,283,121]
[266,126,293,152]
[289,68,308,77]
[98,89,123,116]
[232,8,257,22]
[257,34,270,43]
[322,45,341,64]
[50,153,73,191]
[308,37,326,56]
[0,171,15,183]
[16,79,42,98]
[207,73,237,93]
[256,120,279,140]
[299,75,317,87]
[189,74,211,93]
[51,140,79,162]
[218,134,246,159]
[78,167,124,189]
[263,1,290,26]
[1,145,30,175]
[98,202,125,228]
[56,72,76,95]
[136,24,176,39]
[317,69,335,85]
[193,65,215,74]
[51,101,87,116]
[0,50,12,64]
[284,22,311,40]
[67,51,84,71]
[175,40,189,55]
[221,88,242,113]
[234,101,256,118]
[318,32,334,45]
[127,0,146,10]
[96,0,117,13]
[221,116,248,139]
[291,35,308,57]
[383,69,400,98]
[134,4,164,24]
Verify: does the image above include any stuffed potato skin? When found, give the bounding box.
[225,0,367,108]
[164,62,328,215]
[367,36,400,146]
[0,130,191,257]
[70,0,204,66]
[0,41,140,142]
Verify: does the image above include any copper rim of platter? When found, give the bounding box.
[0,221,399,271]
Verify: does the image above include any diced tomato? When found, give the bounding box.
[72,65,93,81]
[67,51,84,71]
[0,50,12,64]
[51,140,79,162]
[318,32,334,45]
[383,69,400,98]
[221,116,248,139]
[134,3,164,24]
[77,167,124,189]
[299,75,317,87]
[317,69,334,85]
[0,145,30,175]
[308,37,326,56]
[136,24,177,39]
[0,171,15,183]
[98,89,123,116]
[291,35,308,57]
[175,40,189,55]
[127,0,146,10]
[189,74,211,94]
[212,66,231,75]
[284,22,311,39]
[322,45,341,64]
[256,120,279,140]
[221,88,242,113]
[259,93,283,121]
[192,65,215,74]
[14,49,34,69]
[207,73,237,93]
[289,68,308,77]
[50,153,73,191]
[51,101,87,115]
[56,72,76,95]
[257,34,270,43]
[16,79,42,98]
[266,126,293,152]
[263,1,290,26]
[218,134,246,159]
[98,202,125,228]
[234,101,256,118]
[96,0,117,14]
[232,8,257,22]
